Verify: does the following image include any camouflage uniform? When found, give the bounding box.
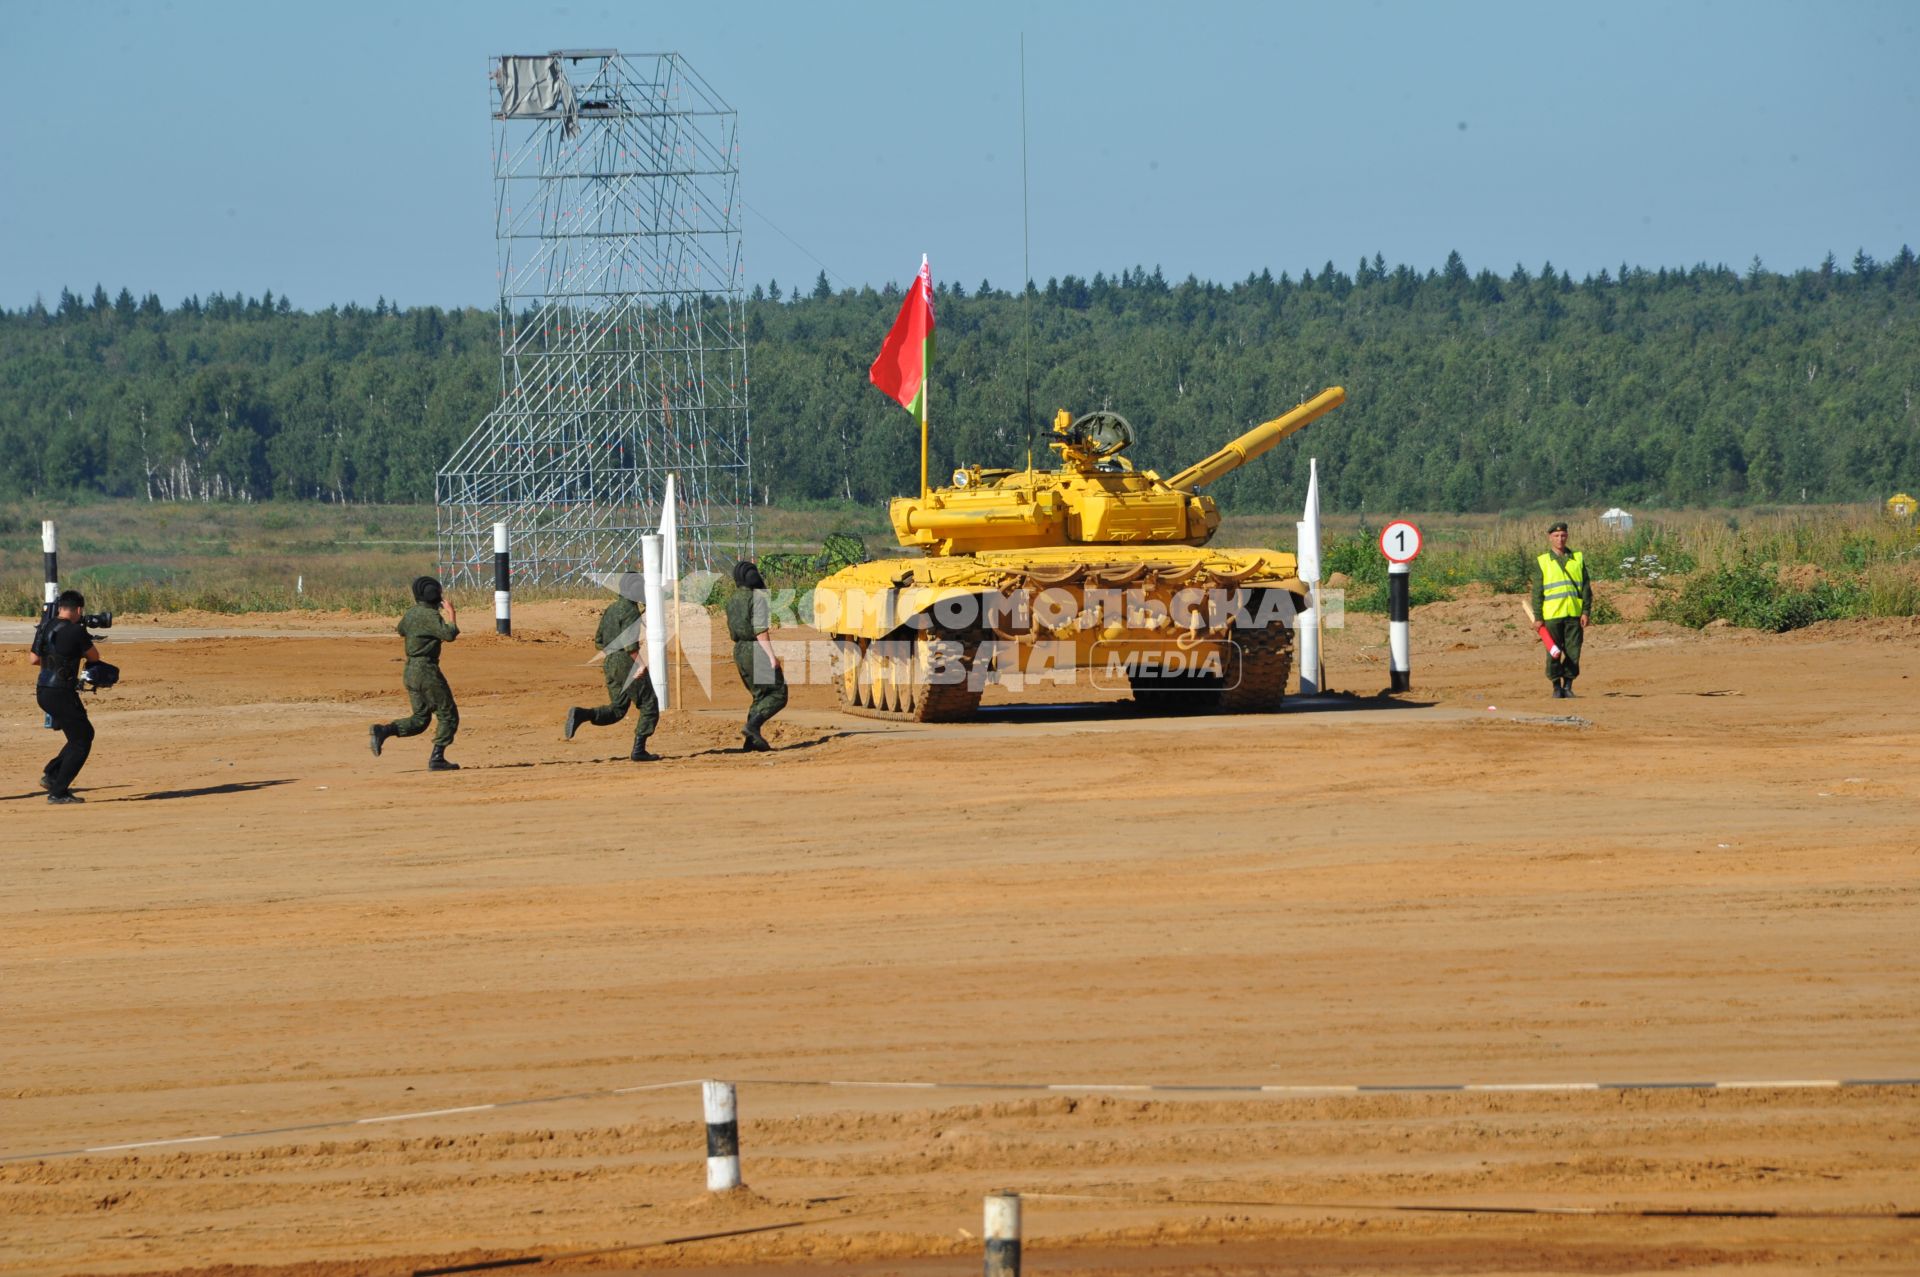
[585,595,659,747]
[386,603,459,747]
[727,586,787,737]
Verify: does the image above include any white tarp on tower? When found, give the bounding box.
[493,55,579,136]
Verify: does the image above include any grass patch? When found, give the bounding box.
[1652,561,1865,631]
[1316,506,1916,629]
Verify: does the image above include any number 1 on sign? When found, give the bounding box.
[1379,519,1422,563]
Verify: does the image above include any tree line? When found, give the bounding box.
[3,249,1916,515]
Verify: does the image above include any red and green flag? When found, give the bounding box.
[869,255,935,419]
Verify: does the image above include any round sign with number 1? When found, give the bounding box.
[1380,520,1422,564]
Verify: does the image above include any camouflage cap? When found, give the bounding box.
[1547,521,1569,534]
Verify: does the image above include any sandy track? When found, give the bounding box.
[2,602,1916,1274]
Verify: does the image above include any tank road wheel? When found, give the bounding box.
[1218,596,1297,713]
[869,644,891,712]
[898,640,923,716]
[834,623,986,722]
[894,641,916,712]
[860,641,879,710]
[833,637,863,710]
[875,639,907,712]
[868,645,888,712]
[890,641,912,712]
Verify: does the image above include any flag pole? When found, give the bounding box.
[921,253,932,499]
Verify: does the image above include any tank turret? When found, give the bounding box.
[815,386,1347,722]
[889,387,1345,555]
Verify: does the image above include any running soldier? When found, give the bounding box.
[726,560,787,752]
[368,576,461,771]
[563,573,660,761]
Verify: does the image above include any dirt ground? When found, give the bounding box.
[2,597,1916,1276]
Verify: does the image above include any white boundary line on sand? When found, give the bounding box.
[7,1073,1914,1164]
[744,1075,1918,1096]
[3,1079,702,1163]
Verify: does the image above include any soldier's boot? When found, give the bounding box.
[369,723,395,756]
[1562,681,1576,699]
[47,791,85,805]
[630,736,658,762]
[40,772,55,792]
[427,745,461,772]
[742,715,773,752]
[1551,681,1566,699]
[564,706,592,741]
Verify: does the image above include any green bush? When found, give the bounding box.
[1469,544,1534,594]
[1344,572,1451,614]
[1600,526,1697,580]
[1653,561,1864,631]
[759,532,869,587]
[1577,531,1688,582]
[1322,534,1386,586]
[1838,533,1877,570]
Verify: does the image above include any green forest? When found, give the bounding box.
[3,248,1917,515]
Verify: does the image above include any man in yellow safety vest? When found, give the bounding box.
[1528,521,1591,698]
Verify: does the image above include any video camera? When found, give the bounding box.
[30,602,113,634]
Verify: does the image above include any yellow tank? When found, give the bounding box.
[812,386,1345,720]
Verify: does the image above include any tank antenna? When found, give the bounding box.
[1020,33,1035,474]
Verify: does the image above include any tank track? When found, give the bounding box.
[1217,618,1295,712]
[834,627,986,722]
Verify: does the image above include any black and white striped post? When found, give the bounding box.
[1378,519,1420,694]
[702,1080,741,1191]
[41,520,58,729]
[984,1192,1022,1277]
[492,522,510,636]
[42,520,58,610]
[1388,562,1411,692]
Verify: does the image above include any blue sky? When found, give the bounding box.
[5,0,1916,310]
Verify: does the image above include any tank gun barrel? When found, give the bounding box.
[1165,386,1345,491]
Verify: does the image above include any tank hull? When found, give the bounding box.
[812,545,1305,721]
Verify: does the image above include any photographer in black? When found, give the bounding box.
[29,589,109,804]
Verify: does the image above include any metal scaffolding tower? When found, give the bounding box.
[438,50,751,587]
